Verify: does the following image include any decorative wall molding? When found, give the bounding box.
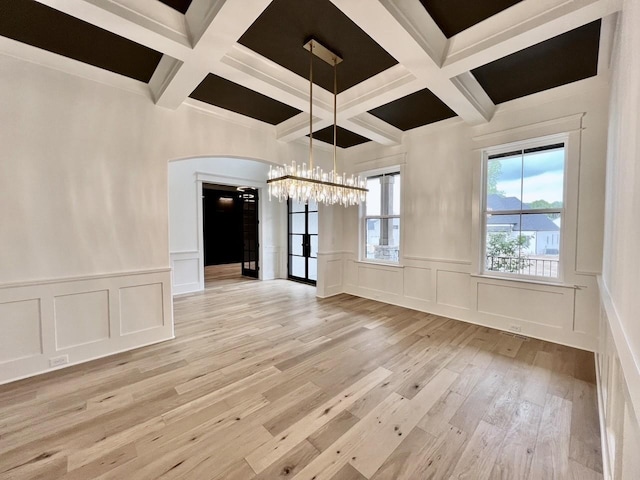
[334,252,598,351]
[598,276,640,420]
[0,268,173,385]
[597,276,640,479]
[471,112,586,148]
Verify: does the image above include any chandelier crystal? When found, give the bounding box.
[267,39,367,207]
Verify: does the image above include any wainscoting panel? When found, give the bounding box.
[597,278,640,479]
[171,251,201,295]
[0,298,42,364]
[317,252,345,298]
[436,270,471,309]
[335,252,598,351]
[0,268,173,385]
[357,263,404,297]
[476,281,570,328]
[404,267,432,302]
[120,283,164,335]
[54,290,109,349]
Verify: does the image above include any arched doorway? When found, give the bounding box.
[168,156,286,294]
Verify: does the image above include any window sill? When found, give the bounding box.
[355,260,404,269]
[470,273,578,289]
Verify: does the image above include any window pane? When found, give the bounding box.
[308,258,317,281]
[522,147,564,209]
[291,256,305,278]
[290,234,303,256]
[310,235,318,258]
[392,174,401,216]
[307,199,318,212]
[365,218,400,262]
[291,212,305,234]
[365,218,380,260]
[289,199,306,213]
[485,213,560,278]
[308,212,318,234]
[366,178,381,216]
[486,154,523,211]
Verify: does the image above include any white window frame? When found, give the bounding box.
[479,134,570,283]
[359,167,402,265]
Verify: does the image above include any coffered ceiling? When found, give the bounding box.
[0,0,619,149]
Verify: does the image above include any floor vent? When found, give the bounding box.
[500,331,530,341]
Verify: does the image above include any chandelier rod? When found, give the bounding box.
[333,52,337,174]
[308,41,313,170]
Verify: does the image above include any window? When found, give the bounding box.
[363,171,400,262]
[483,142,565,279]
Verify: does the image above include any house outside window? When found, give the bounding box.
[363,171,400,263]
[483,142,565,279]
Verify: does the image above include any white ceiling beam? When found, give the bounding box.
[276,114,332,143]
[597,12,618,75]
[36,0,191,59]
[342,113,403,146]
[331,0,495,124]
[152,0,272,109]
[442,0,623,77]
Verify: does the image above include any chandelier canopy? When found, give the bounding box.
[267,39,367,207]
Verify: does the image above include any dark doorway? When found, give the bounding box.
[202,184,259,279]
[288,199,318,285]
[241,188,259,278]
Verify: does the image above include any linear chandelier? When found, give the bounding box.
[267,39,367,207]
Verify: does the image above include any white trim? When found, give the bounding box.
[475,128,582,285]
[0,334,174,387]
[472,115,584,148]
[0,267,171,290]
[358,167,403,265]
[182,98,275,133]
[0,36,151,99]
[595,352,614,480]
[598,276,640,421]
[194,172,267,293]
[403,255,472,265]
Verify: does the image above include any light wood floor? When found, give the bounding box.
[0,271,602,479]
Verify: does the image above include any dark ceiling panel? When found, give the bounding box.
[190,74,301,125]
[157,0,192,14]
[419,0,523,38]
[310,126,370,149]
[368,88,456,131]
[238,0,398,93]
[0,0,163,83]
[472,20,601,105]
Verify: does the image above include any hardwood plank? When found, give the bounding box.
[253,440,319,480]
[448,420,505,480]
[528,394,572,480]
[329,463,367,480]
[369,427,437,480]
[449,370,503,434]
[569,379,602,473]
[490,399,543,479]
[245,366,392,474]
[291,368,458,480]
[307,411,361,453]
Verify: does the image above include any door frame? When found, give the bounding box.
[287,199,318,286]
[195,172,266,290]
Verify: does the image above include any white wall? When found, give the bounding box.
[168,157,287,294]
[318,77,610,352]
[0,52,311,384]
[598,1,640,477]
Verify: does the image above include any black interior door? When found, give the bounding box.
[242,189,259,278]
[288,199,318,285]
